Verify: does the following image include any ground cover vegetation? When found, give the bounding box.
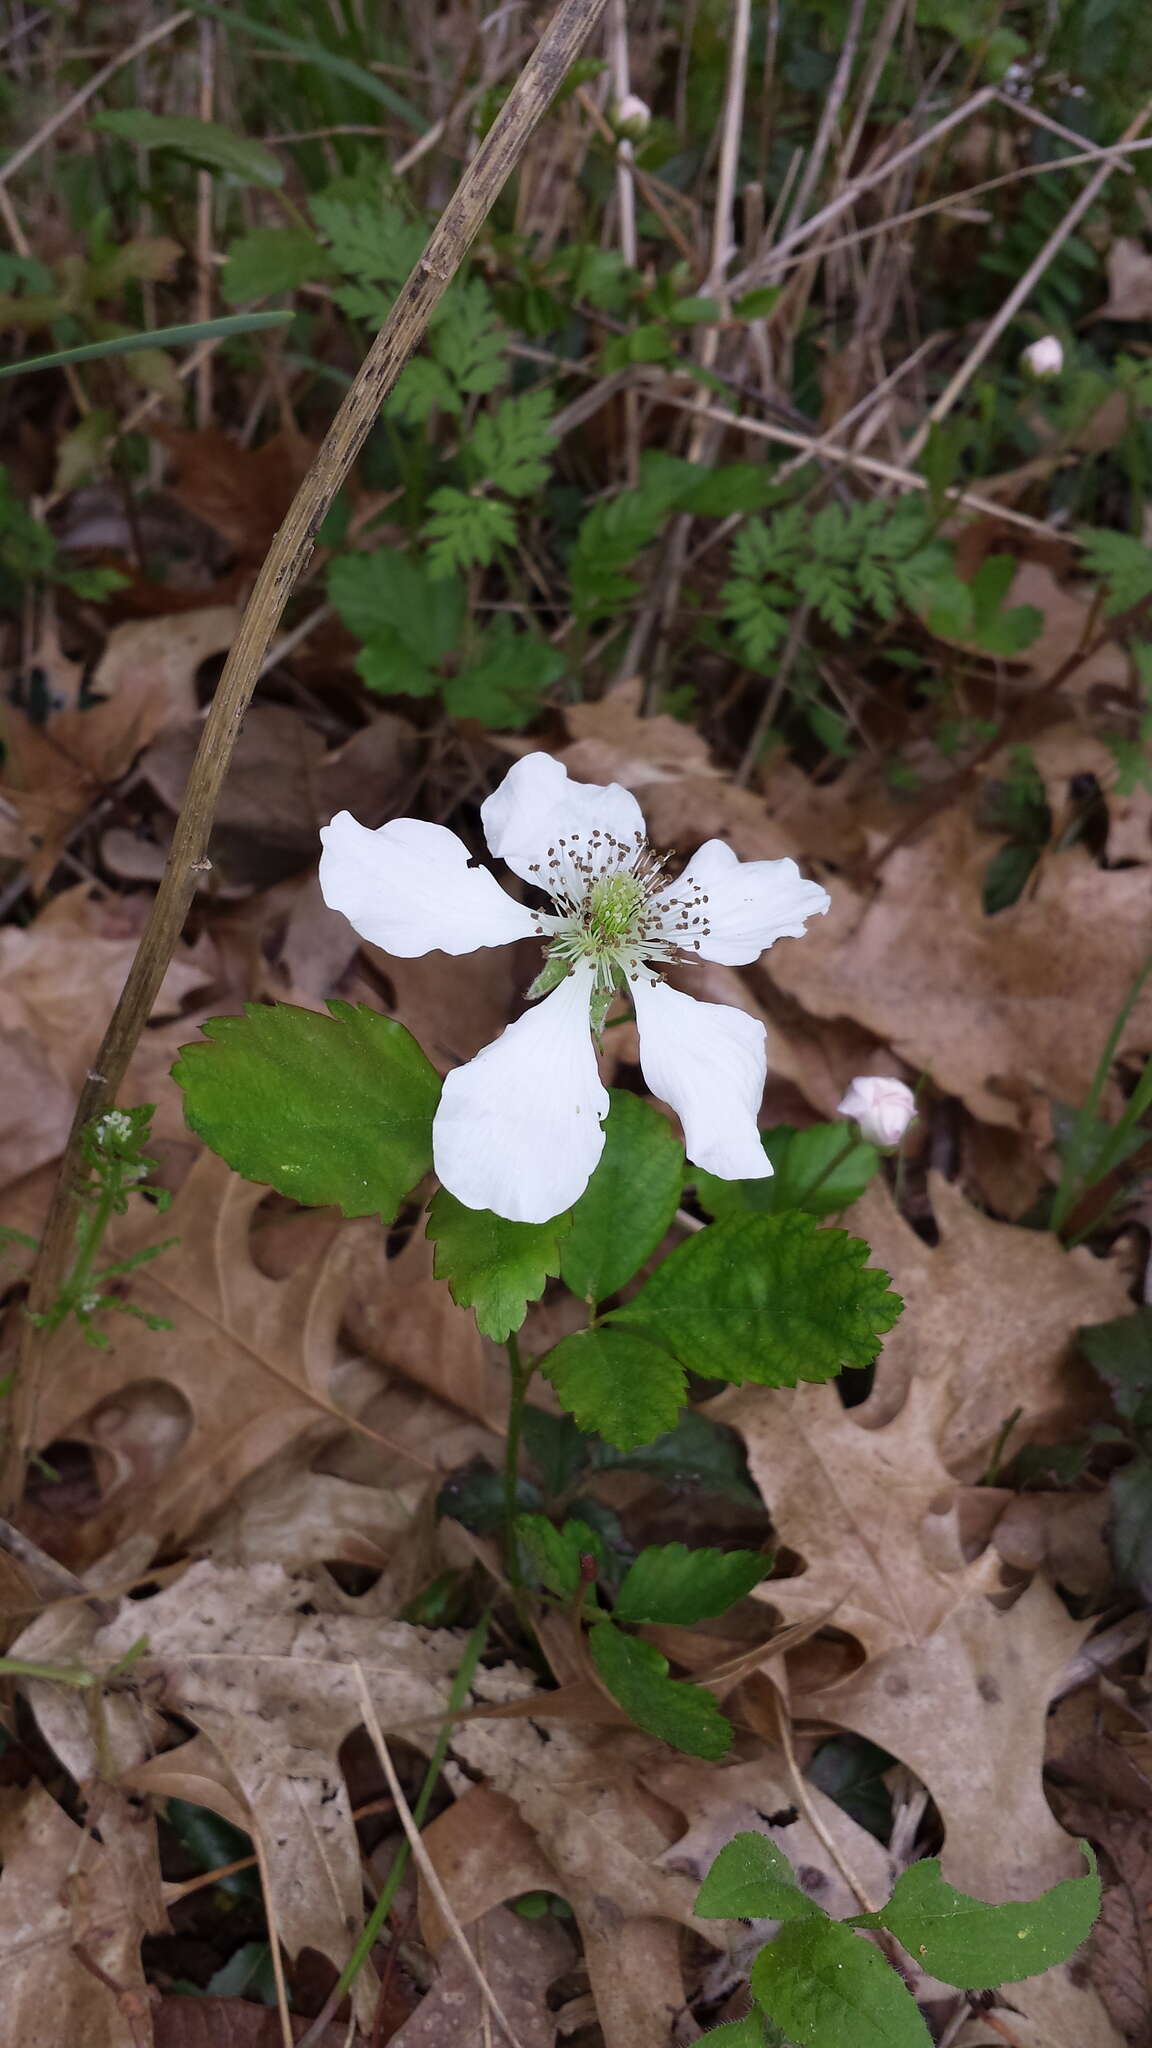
[3,0,1152,2043]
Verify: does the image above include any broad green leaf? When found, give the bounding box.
[516,1515,604,1600]
[93,112,284,187]
[357,633,440,700]
[438,1462,539,1536]
[222,226,332,302]
[327,550,463,667]
[808,1737,894,1842]
[173,1002,439,1220]
[0,312,291,384]
[752,1919,932,2048]
[615,1543,769,1625]
[590,1410,758,1501]
[860,1849,1100,1988]
[540,1326,685,1450]
[695,1124,878,1221]
[611,1213,902,1386]
[561,1091,685,1303]
[521,1407,589,1495]
[696,1833,824,1923]
[444,619,565,730]
[588,1621,732,1759]
[167,1801,257,1898]
[426,1191,570,1342]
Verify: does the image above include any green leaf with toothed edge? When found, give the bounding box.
[695,1833,824,1923]
[752,1918,932,2048]
[852,1848,1101,1987]
[560,1090,685,1304]
[588,1620,732,1759]
[425,1192,571,1342]
[540,1325,685,1450]
[173,1002,440,1221]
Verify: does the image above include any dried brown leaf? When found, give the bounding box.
[387,1905,572,2047]
[1101,236,1152,321]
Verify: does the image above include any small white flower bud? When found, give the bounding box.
[612,93,651,140]
[1020,335,1063,379]
[837,1075,917,1149]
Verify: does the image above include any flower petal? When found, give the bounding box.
[433,961,608,1222]
[481,753,648,892]
[319,812,540,958]
[632,975,771,1179]
[654,838,829,966]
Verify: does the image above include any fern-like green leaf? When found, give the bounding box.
[467,388,555,498]
[423,489,517,577]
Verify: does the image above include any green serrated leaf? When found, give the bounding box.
[752,1918,932,2048]
[94,112,284,187]
[560,1091,685,1304]
[695,1125,879,1222]
[589,1620,732,1759]
[221,227,331,302]
[426,1191,570,1341]
[423,489,518,577]
[173,1002,440,1220]
[1079,1308,1152,1421]
[611,1212,902,1386]
[861,1849,1100,1988]
[468,388,555,498]
[327,550,463,667]
[444,618,565,730]
[615,1543,768,1625]
[698,2019,774,2047]
[516,1515,604,1599]
[695,1832,824,1922]
[540,1326,685,1450]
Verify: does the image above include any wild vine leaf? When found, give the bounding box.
[857,1849,1101,1987]
[540,1325,686,1449]
[695,1832,825,1923]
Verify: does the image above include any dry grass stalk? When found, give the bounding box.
[3,0,613,1509]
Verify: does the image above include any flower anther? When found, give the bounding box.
[320,754,829,1222]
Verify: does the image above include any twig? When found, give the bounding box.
[773,1686,884,1914]
[195,17,216,431]
[351,1663,528,2048]
[733,84,1000,290]
[2,0,613,1511]
[654,389,1073,539]
[779,0,869,240]
[901,92,1152,466]
[0,10,193,189]
[736,601,811,786]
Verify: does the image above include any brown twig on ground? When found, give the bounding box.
[1,0,613,1513]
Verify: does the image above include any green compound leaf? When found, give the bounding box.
[561,1091,685,1304]
[858,1848,1100,1988]
[443,618,565,731]
[426,1191,570,1342]
[515,1515,605,1600]
[752,1918,932,2048]
[588,1620,732,1760]
[696,1124,879,1222]
[327,550,463,668]
[540,1326,685,1450]
[614,1543,769,1626]
[611,1212,902,1386]
[93,112,284,187]
[695,1833,825,1923]
[173,1002,439,1220]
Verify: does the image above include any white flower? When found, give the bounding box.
[613,92,651,138]
[837,1075,916,1149]
[1021,335,1063,379]
[320,754,829,1223]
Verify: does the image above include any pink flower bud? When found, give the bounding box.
[1021,335,1063,379]
[613,93,651,139]
[837,1075,917,1148]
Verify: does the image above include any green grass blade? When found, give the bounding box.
[195,3,428,131]
[0,311,293,382]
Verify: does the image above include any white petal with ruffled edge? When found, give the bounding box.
[433,961,608,1222]
[653,839,829,967]
[632,975,771,1179]
[481,753,648,893]
[319,812,539,958]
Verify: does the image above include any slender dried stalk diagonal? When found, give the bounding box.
[2,0,612,1510]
